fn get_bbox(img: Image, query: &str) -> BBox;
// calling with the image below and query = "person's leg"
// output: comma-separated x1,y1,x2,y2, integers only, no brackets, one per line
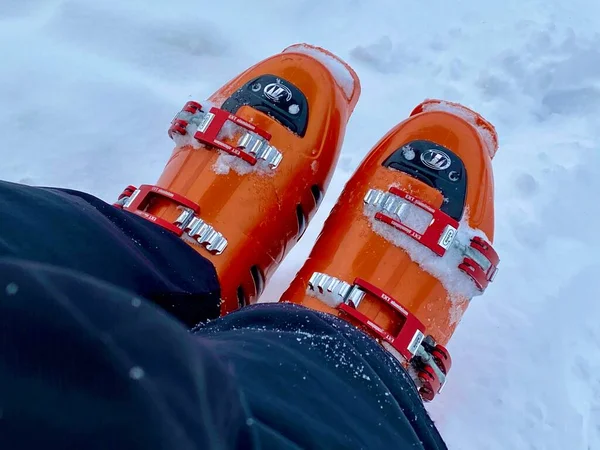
0,257,250,450
194,303,447,450
0,257,445,450
0,180,221,325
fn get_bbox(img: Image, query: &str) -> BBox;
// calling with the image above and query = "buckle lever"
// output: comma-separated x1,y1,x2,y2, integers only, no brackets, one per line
365,187,459,256
114,184,228,255
168,102,283,169
459,236,500,291
306,272,452,402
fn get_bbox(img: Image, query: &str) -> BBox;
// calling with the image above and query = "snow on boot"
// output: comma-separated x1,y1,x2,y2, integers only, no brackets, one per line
279,100,500,402
114,44,360,315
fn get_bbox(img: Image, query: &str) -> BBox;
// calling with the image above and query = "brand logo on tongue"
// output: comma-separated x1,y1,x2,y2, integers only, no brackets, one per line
264,81,293,103
420,149,452,171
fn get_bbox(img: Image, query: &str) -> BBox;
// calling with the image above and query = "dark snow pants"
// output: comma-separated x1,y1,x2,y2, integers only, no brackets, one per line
0,180,447,450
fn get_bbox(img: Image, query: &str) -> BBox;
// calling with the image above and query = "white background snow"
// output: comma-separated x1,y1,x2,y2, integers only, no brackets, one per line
2,0,600,448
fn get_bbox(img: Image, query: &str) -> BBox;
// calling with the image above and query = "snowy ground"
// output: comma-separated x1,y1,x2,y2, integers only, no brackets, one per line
2,0,600,448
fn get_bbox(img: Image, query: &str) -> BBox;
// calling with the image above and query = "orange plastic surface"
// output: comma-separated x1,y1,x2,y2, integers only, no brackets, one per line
280,102,497,346
141,44,360,314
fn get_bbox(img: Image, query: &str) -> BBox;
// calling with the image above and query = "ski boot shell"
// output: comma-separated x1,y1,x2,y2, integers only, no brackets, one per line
115,44,360,315
279,100,500,401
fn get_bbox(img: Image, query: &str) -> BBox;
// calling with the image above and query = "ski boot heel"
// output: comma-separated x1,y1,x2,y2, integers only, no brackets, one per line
279,100,500,401
115,44,360,315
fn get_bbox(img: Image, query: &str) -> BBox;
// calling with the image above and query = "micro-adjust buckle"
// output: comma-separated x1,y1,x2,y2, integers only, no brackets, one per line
168,101,283,169
364,187,459,256
308,273,428,361
414,338,452,402
365,187,500,293
114,184,228,254
459,236,500,292
307,272,452,401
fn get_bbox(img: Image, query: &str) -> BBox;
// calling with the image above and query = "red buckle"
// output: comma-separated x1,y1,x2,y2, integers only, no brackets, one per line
116,185,137,201
168,101,272,166
338,278,426,361
431,344,452,374
418,344,451,402
375,187,459,256
459,236,500,291
116,184,199,236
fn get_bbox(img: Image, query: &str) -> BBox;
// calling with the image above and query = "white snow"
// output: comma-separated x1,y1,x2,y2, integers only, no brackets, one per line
128,366,145,380
212,151,275,176
2,0,600,448
283,43,357,100
365,203,486,301
5,283,19,296
420,100,499,159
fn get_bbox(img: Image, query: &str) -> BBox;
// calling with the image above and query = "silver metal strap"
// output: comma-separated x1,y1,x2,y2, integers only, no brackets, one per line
175,209,228,254
364,188,411,220
174,107,283,169
237,132,283,169
307,272,366,308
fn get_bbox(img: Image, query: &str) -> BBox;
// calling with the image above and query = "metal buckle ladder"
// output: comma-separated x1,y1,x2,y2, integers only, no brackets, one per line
364,186,499,293
114,184,228,254
307,272,451,401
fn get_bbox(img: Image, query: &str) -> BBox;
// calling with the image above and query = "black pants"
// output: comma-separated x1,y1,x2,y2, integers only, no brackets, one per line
0,181,446,449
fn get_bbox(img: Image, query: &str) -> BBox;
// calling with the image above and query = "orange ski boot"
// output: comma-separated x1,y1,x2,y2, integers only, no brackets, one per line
114,44,361,315
279,99,500,402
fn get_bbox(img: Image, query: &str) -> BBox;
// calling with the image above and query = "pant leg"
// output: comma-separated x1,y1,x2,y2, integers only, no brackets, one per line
0,256,446,450
0,257,252,450
0,180,221,326
194,303,447,450
0,181,447,449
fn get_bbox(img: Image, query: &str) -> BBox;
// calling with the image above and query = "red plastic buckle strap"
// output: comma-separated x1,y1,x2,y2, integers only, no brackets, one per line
168,101,272,166
115,184,199,236
417,343,452,402
459,236,500,291
374,187,459,257
338,278,426,361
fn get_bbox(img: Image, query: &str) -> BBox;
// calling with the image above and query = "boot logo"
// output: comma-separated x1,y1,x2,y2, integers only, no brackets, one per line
420,149,452,171
264,81,293,103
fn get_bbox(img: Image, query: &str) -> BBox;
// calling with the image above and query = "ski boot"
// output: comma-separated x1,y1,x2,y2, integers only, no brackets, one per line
279,100,500,402
114,44,361,315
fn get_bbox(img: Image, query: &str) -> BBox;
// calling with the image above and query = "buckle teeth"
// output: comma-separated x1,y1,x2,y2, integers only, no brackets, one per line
170,102,283,170
307,272,365,308
238,132,283,169
175,210,228,255
346,286,366,308
364,189,409,219
364,189,386,207
175,209,195,229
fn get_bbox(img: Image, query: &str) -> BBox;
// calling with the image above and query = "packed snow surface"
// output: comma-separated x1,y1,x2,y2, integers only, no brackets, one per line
2,0,600,448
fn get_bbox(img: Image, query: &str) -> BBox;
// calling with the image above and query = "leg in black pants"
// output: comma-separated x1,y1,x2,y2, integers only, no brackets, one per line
0,181,446,450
